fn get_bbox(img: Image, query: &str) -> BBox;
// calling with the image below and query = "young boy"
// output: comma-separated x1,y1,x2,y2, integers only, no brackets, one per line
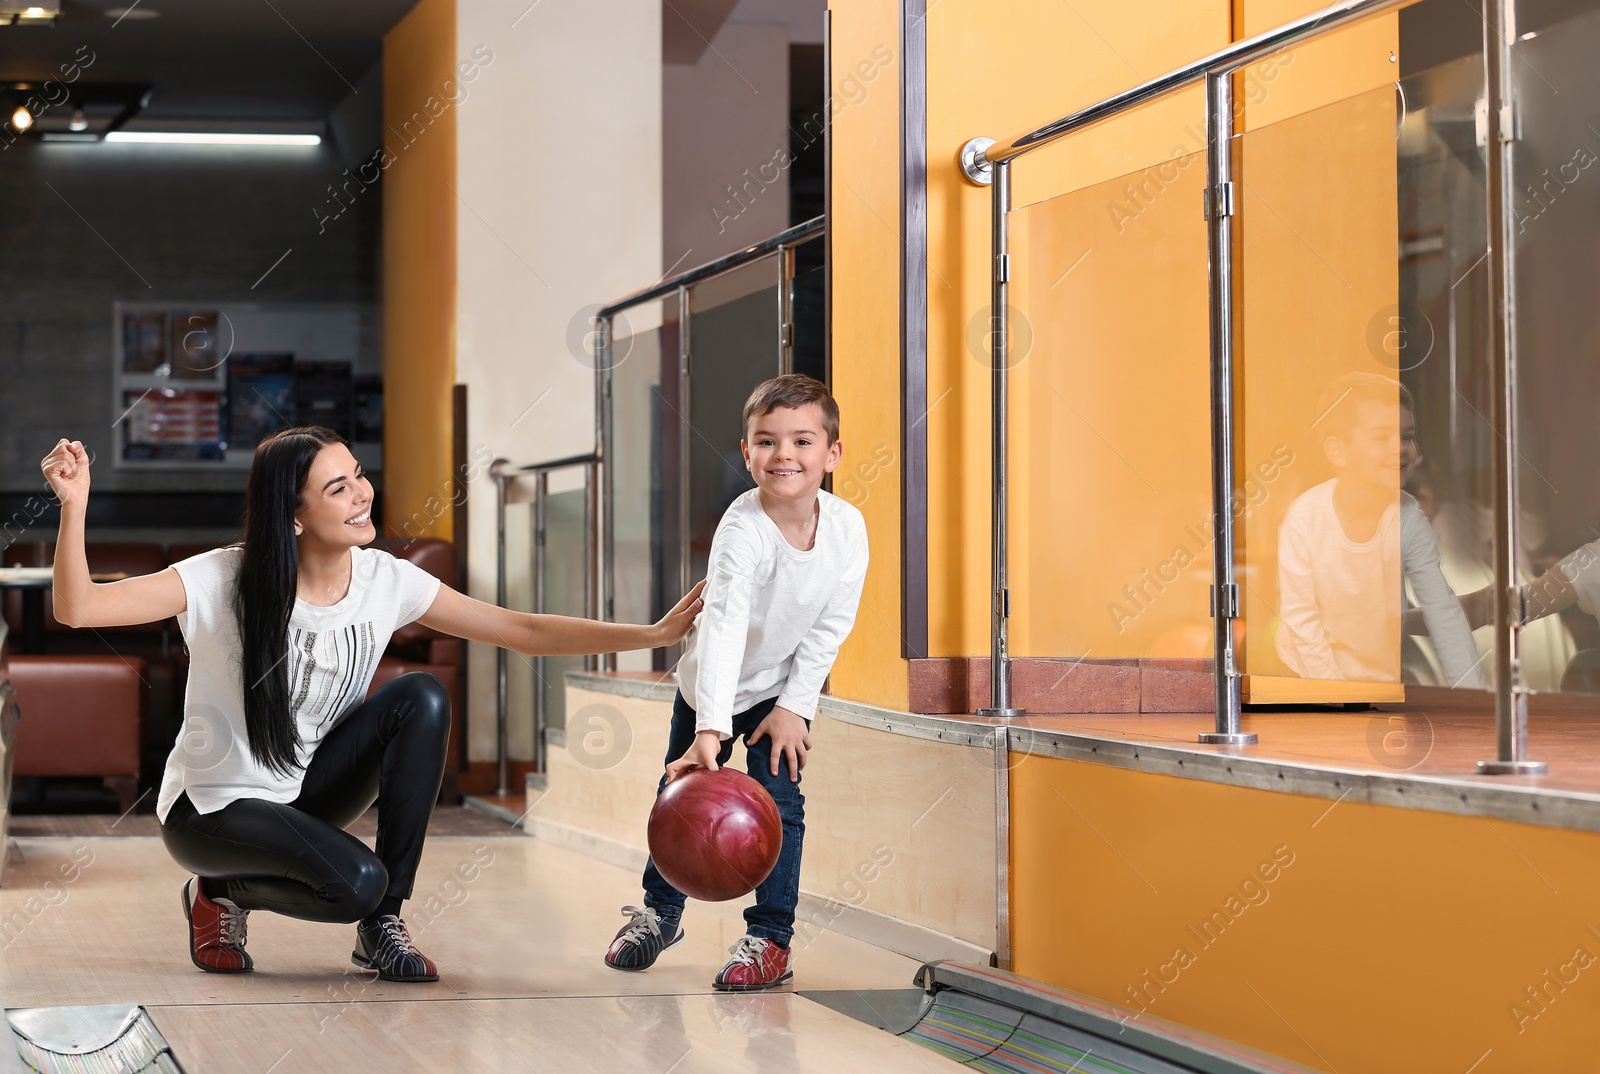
1276,372,1483,688
603,374,869,991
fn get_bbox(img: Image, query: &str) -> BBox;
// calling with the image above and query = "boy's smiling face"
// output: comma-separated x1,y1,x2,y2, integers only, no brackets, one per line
742,402,842,505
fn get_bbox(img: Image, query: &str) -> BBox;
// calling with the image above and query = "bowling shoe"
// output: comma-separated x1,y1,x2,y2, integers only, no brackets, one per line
713,935,793,992
605,905,685,970
182,877,253,973
353,916,440,982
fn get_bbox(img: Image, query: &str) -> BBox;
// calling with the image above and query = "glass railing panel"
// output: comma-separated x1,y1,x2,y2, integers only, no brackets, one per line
791,236,826,383
1007,148,1213,664
685,256,784,587
607,294,680,670
1233,66,1495,699
534,483,590,740
1509,1,1600,696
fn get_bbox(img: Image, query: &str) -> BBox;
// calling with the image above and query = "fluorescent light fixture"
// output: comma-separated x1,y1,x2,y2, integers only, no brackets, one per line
104,131,321,146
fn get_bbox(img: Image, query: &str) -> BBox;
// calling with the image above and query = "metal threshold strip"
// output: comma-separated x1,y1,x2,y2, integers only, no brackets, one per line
897,962,1318,1074
5,1004,183,1073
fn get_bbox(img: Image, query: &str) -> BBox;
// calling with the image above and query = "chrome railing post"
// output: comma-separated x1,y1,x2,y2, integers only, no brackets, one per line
490,458,512,796
583,461,599,673
598,312,616,672
532,470,549,775
1478,0,1545,775
778,242,795,375
1199,70,1254,747
978,158,1023,721
678,284,693,602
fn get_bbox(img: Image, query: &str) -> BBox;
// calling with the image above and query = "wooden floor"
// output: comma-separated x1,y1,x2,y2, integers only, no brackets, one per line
0,835,959,1073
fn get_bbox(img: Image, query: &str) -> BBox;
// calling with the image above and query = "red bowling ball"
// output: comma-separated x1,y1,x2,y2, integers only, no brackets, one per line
647,767,783,902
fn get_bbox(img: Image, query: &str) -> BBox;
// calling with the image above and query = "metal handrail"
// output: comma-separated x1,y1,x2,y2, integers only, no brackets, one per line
598,217,824,318
959,0,1544,767
489,453,602,797
968,0,1400,175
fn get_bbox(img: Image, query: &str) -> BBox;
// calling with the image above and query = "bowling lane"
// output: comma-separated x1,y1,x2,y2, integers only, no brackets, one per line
0,837,923,1008
149,992,968,1073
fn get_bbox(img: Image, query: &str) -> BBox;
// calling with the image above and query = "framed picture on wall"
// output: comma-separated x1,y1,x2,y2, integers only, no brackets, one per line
113,301,376,469
169,310,223,379
227,353,295,453
120,388,226,462
121,309,168,374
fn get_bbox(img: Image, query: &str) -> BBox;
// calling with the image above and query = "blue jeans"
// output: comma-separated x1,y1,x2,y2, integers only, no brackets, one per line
641,690,805,947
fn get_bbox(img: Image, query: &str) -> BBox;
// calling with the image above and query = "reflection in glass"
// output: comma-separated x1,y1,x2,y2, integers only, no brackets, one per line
1503,4,1600,694
1234,70,1496,693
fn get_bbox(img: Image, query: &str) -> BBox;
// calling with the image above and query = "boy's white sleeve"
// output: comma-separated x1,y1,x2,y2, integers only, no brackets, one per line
693,524,761,740
1401,499,1485,689
775,520,869,720
1273,505,1343,680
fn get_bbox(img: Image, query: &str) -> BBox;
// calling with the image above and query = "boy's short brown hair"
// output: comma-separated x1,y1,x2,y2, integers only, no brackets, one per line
742,374,840,444
1312,371,1414,441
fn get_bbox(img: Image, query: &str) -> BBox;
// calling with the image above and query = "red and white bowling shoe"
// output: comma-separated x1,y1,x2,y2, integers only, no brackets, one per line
713,935,793,992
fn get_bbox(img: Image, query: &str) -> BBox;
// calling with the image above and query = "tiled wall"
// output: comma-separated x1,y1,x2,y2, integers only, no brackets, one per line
0,140,379,497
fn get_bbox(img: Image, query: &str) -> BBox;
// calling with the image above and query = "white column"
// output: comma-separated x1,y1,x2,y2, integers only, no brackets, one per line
454,0,663,765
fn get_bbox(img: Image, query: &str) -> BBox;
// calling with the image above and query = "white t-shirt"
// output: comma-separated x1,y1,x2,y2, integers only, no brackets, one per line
157,545,443,822
1276,480,1483,688
675,489,869,738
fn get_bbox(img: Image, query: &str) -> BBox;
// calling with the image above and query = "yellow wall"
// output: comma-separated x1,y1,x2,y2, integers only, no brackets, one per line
382,0,457,541
1011,755,1600,1072
827,1,910,710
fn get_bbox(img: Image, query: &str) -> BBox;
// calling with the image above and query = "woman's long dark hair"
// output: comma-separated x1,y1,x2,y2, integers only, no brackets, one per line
235,426,346,776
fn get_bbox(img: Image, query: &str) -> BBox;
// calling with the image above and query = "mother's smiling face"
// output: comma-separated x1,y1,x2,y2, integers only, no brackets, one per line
294,442,376,548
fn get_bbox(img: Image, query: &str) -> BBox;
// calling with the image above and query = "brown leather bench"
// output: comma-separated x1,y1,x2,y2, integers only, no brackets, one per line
367,538,467,802
7,655,144,813
3,542,171,805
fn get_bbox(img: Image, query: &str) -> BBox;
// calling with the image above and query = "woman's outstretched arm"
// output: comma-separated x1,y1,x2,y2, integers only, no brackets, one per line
416,578,704,657
41,439,186,629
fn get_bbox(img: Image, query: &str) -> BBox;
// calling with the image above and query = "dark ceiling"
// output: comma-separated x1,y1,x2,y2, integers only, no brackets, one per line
0,0,419,120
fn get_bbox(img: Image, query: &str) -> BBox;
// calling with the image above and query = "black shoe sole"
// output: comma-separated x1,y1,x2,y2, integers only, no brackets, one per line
350,950,440,983
603,929,684,972
181,882,252,974
712,969,794,992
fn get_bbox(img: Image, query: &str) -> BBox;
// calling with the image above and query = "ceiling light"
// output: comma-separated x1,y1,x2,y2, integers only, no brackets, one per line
104,131,321,146
103,6,159,18
10,105,31,131
2,0,59,22
69,106,85,131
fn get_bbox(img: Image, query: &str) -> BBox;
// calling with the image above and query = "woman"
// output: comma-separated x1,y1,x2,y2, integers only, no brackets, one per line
39,428,702,983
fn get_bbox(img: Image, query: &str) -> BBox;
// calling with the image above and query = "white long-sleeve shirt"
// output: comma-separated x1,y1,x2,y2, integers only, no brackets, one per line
675,488,869,738
1275,480,1483,688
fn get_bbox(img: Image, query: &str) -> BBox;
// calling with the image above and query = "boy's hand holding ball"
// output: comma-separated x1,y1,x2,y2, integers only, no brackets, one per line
666,731,723,783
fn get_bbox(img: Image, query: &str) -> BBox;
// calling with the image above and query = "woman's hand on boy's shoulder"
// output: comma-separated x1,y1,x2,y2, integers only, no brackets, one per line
652,579,706,647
